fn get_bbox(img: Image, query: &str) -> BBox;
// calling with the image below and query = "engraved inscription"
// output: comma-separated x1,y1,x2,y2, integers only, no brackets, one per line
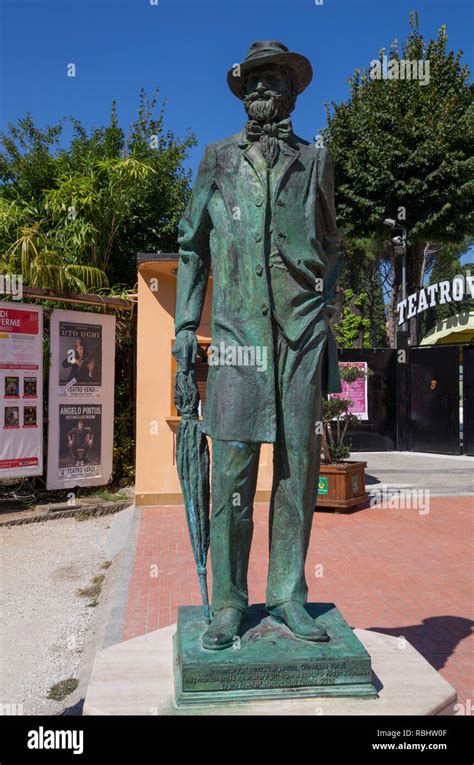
183,660,370,691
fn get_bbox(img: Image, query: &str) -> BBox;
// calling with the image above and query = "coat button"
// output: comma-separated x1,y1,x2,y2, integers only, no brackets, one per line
261,304,269,315
254,233,262,242
256,264,263,276
255,196,264,207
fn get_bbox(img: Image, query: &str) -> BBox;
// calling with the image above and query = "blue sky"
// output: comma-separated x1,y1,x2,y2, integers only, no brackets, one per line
0,0,472,260
1,0,472,171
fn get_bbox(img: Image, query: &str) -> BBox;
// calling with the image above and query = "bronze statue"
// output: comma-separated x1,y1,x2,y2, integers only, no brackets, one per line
173,41,343,650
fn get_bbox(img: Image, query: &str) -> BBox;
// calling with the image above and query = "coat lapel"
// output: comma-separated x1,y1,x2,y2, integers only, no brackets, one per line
273,142,300,202
240,137,266,191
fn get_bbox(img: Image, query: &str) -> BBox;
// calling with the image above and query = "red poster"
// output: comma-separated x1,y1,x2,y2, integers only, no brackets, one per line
0,308,38,334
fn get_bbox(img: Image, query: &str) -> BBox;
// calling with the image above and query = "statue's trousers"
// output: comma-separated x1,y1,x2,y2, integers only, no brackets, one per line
210,306,326,613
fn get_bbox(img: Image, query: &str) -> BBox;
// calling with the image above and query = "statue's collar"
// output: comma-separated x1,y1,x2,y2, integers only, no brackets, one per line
238,132,299,156
238,119,298,153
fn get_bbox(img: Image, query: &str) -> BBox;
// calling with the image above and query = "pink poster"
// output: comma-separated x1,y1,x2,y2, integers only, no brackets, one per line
329,361,369,420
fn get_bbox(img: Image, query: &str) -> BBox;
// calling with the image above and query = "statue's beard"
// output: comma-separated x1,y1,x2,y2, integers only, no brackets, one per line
244,91,288,124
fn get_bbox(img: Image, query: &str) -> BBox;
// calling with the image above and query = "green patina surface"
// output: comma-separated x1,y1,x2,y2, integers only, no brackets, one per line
174,604,378,705
172,41,373,676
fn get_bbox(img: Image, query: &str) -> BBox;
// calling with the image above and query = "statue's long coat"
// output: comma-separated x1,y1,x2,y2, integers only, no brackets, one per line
175,130,343,443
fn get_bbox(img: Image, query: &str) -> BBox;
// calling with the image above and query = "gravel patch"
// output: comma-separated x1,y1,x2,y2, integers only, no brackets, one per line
0,515,112,715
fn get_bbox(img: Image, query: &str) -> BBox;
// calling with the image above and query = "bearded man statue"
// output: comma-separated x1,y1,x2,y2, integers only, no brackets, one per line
173,41,343,650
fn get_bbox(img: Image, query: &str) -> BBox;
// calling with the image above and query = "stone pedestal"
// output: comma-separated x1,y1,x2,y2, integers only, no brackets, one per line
84,618,457,716
174,604,377,704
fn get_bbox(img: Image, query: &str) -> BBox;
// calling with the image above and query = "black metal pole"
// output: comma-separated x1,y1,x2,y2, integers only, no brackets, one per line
396,329,409,450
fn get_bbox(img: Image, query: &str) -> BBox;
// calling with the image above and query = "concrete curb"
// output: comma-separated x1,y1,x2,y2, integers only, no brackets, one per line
0,501,130,527
102,506,141,649
59,504,140,715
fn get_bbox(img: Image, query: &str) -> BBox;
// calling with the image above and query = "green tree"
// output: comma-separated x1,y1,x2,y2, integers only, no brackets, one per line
338,237,388,346
335,289,372,348
324,12,473,345
0,90,196,289
0,114,63,205
0,116,106,291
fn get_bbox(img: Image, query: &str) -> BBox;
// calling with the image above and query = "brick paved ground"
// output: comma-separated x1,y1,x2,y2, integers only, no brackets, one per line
123,497,473,707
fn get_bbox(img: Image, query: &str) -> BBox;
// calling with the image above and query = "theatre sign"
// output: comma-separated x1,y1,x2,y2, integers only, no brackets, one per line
397,275,474,325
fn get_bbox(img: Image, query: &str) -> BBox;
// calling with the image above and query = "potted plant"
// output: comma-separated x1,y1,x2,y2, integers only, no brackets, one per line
317,364,372,511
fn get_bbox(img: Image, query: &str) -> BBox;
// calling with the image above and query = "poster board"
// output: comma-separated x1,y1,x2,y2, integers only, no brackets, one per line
329,361,369,421
0,302,43,478
47,310,116,489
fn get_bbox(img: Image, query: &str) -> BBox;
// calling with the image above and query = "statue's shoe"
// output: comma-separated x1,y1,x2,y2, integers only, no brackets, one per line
268,601,330,642
202,606,243,650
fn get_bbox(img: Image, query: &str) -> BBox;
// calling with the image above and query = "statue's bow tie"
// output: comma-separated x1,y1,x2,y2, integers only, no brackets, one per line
245,118,294,143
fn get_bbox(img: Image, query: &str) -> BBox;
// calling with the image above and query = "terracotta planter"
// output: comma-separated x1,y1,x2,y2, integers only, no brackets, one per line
316,461,368,511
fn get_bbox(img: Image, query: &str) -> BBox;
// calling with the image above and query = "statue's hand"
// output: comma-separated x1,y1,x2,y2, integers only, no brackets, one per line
172,329,198,374
172,330,201,416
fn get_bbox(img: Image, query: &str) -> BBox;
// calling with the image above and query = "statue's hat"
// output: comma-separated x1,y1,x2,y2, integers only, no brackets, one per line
227,40,313,100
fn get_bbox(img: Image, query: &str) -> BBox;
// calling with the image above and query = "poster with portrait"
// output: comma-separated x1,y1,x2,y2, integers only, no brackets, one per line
58,321,103,396
47,309,115,489
58,404,102,481
0,302,43,478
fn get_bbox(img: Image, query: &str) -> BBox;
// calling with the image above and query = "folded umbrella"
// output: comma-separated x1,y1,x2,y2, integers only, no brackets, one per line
174,368,211,624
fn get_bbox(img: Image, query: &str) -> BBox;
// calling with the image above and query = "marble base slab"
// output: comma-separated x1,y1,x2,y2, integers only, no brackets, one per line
84,622,457,716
